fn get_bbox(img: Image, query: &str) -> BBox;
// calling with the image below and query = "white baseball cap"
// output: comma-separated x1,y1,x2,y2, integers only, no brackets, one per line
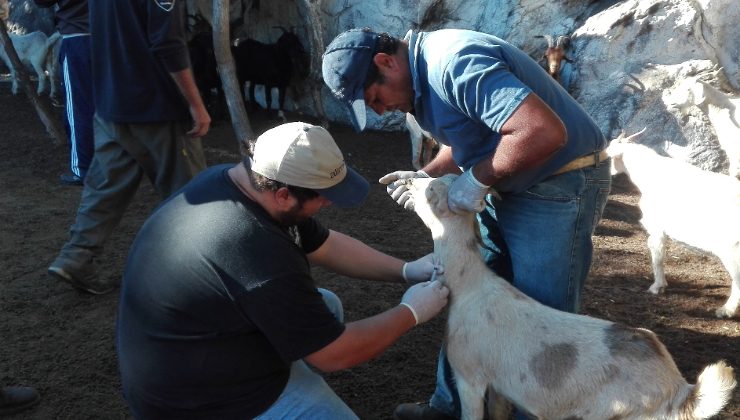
251,122,369,207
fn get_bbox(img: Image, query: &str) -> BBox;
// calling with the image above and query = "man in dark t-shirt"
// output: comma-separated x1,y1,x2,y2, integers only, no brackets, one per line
117,122,450,419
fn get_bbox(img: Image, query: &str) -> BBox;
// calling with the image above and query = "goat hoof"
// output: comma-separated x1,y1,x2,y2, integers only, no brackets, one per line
647,285,664,295
714,307,735,318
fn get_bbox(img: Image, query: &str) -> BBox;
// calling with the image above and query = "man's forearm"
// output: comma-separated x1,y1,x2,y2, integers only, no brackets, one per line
421,145,461,177
309,231,405,283
170,67,210,137
170,68,205,110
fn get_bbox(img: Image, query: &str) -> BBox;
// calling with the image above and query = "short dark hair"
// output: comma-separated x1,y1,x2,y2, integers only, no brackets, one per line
243,158,319,204
363,30,400,89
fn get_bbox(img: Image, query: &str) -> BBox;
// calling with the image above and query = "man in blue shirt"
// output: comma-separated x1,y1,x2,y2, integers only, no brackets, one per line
323,28,611,419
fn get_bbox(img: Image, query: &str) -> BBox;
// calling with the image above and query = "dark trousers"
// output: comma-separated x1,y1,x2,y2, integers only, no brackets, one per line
60,34,95,179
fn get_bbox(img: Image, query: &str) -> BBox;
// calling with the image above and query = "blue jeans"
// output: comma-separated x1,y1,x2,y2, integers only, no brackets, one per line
256,288,359,419
429,160,612,418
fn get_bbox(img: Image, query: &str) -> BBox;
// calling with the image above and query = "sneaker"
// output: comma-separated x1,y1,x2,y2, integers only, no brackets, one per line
48,257,114,295
393,402,456,420
0,386,40,416
59,172,83,186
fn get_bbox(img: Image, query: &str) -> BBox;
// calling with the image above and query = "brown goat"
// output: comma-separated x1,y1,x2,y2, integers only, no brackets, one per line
535,35,572,81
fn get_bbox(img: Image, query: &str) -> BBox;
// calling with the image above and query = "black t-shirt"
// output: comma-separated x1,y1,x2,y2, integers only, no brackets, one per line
117,165,345,418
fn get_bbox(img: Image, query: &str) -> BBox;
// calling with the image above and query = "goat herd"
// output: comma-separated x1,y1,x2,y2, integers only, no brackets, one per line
186,14,309,122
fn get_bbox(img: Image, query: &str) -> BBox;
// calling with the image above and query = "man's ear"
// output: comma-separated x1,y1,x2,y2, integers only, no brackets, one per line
373,53,397,71
274,187,296,209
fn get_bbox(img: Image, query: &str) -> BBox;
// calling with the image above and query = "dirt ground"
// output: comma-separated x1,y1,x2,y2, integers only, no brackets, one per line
0,82,738,420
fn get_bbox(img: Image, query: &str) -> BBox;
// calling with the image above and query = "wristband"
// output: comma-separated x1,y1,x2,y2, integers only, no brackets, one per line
399,302,419,325
467,169,489,188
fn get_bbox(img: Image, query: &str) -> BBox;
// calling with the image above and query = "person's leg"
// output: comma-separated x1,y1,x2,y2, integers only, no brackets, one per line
497,160,611,312
128,121,206,199
317,288,344,322
255,288,355,419
60,35,95,181
255,360,358,419
49,116,144,294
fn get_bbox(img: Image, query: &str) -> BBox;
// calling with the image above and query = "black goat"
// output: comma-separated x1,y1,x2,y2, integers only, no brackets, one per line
187,15,224,119
232,28,309,120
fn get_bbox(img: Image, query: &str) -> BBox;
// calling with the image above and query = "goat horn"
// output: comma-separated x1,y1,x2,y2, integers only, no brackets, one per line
556,36,570,48
535,35,555,47
614,127,647,143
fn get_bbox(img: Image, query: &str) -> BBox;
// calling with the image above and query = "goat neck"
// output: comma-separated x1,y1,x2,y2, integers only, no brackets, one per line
409,176,494,292
432,212,489,291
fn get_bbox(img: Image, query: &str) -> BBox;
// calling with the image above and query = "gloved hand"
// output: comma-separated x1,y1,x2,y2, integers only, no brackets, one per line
448,169,489,214
402,253,444,285
400,280,450,325
378,170,430,210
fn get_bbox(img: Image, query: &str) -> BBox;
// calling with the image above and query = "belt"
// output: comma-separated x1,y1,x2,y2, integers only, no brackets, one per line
553,150,608,175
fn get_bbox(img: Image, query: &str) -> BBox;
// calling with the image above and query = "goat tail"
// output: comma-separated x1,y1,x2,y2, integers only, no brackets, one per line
677,360,736,419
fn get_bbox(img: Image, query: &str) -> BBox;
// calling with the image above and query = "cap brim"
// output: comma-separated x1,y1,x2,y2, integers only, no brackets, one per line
347,97,367,132
314,166,369,208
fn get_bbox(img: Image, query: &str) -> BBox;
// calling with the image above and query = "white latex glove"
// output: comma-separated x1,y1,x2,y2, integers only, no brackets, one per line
448,169,489,214
378,170,430,210
402,253,444,285
400,280,450,325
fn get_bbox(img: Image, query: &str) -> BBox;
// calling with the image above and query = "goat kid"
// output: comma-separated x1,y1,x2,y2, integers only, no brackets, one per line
0,31,60,96
404,175,736,420
606,133,740,319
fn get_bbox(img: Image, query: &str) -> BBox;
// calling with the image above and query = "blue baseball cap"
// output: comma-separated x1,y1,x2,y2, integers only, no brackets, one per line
322,29,380,132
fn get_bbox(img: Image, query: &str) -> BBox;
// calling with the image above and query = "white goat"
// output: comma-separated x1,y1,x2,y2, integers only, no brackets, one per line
606,134,740,319
662,71,740,180
404,175,736,420
0,31,61,96
406,112,439,170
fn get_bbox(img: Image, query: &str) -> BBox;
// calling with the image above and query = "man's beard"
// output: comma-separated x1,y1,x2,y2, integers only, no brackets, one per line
275,201,308,226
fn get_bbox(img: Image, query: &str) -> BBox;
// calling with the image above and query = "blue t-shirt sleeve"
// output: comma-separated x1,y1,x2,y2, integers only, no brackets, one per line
443,49,531,132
